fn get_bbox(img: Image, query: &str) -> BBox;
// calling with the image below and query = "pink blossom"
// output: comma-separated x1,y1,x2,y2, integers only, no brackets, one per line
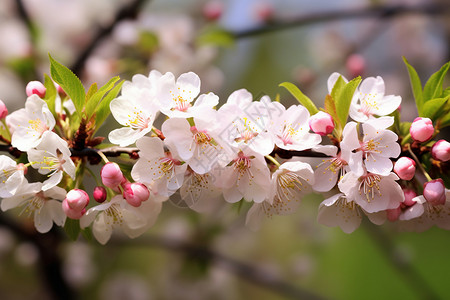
393,157,416,180
431,139,450,162
410,117,434,142
423,179,446,206
25,81,46,98
309,111,334,136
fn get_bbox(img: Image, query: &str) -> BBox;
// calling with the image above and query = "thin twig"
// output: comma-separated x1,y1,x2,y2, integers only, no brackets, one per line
111,235,328,300
233,3,450,39
71,0,149,76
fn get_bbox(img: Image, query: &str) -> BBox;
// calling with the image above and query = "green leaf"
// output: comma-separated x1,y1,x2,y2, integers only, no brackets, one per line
94,80,124,132
335,76,361,126
279,82,319,115
197,26,235,48
138,31,159,53
85,76,120,118
64,218,80,241
399,121,412,137
85,83,98,104
49,54,85,117
421,96,450,120
403,57,424,115
43,74,57,116
423,62,450,102
81,227,93,242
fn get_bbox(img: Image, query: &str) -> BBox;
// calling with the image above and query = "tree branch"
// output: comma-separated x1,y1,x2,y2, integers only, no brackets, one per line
233,3,450,39
112,235,328,300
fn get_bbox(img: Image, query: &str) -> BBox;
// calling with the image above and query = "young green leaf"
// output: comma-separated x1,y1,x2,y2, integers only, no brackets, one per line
197,26,235,48
49,54,85,116
64,218,81,241
403,57,424,115
421,96,449,120
279,82,319,115
94,80,124,132
85,76,120,118
423,61,450,102
85,83,98,104
43,74,57,116
335,76,361,126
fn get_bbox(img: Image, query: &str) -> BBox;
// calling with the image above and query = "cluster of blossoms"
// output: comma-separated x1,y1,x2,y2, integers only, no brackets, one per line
0,58,448,244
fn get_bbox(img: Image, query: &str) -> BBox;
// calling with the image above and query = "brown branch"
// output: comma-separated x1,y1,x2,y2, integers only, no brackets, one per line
233,3,450,39
111,235,328,300
71,0,149,76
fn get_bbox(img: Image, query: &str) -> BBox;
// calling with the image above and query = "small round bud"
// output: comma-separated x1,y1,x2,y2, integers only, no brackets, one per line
394,157,416,180
25,81,46,98
63,189,90,219
62,201,86,219
101,162,124,188
423,179,446,206
65,189,90,211
203,0,223,21
402,188,417,207
431,139,450,162
0,99,8,119
253,2,274,22
387,205,401,222
346,54,365,78
123,183,150,207
309,111,334,136
410,117,434,143
93,186,107,203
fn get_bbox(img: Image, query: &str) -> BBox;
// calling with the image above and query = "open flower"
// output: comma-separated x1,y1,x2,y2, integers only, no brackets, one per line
7,95,55,151
338,171,404,213
131,137,187,197
349,76,401,122
157,71,218,118
109,71,162,146
27,131,75,191
80,195,162,245
317,193,386,233
0,155,26,197
1,182,66,233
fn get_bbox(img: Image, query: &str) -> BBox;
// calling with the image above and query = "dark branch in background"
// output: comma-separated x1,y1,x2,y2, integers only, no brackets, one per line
0,215,75,300
362,221,441,300
70,0,149,76
112,235,328,300
233,3,450,39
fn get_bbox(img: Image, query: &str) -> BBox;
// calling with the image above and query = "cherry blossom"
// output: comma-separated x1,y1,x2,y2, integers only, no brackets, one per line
80,195,162,245
131,136,187,197
27,131,76,191
338,171,404,213
0,182,66,233
108,71,162,146
7,95,55,151
0,155,26,197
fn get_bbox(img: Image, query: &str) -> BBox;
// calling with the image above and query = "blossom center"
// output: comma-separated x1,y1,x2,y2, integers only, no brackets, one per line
20,192,45,217
127,109,151,130
105,203,124,225
276,172,304,202
28,118,48,135
172,95,191,112
233,151,252,174
358,174,382,203
359,93,379,116
278,124,299,145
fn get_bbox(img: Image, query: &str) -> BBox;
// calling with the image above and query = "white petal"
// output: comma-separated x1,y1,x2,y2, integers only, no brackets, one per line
34,206,53,233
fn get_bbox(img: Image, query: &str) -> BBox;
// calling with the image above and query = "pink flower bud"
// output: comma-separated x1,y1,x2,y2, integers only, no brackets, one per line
65,189,90,211
309,111,334,136
123,183,149,207
25,81,46,98
423,179,446,206
203,0,223,21
402,188,417,207
62,200,86,219
393,157,416,180
254,2,274,22
62,189,89,219
93,186,107,203
410,117,434,143
346,54,365,78
0,99,8,119
431,139,450,162
386,205,401,222
101,162,124,188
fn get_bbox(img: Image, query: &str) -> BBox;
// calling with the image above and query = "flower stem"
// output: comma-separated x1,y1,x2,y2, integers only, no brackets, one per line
265,155,280,167
97,151,109,164
407,143,432,182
